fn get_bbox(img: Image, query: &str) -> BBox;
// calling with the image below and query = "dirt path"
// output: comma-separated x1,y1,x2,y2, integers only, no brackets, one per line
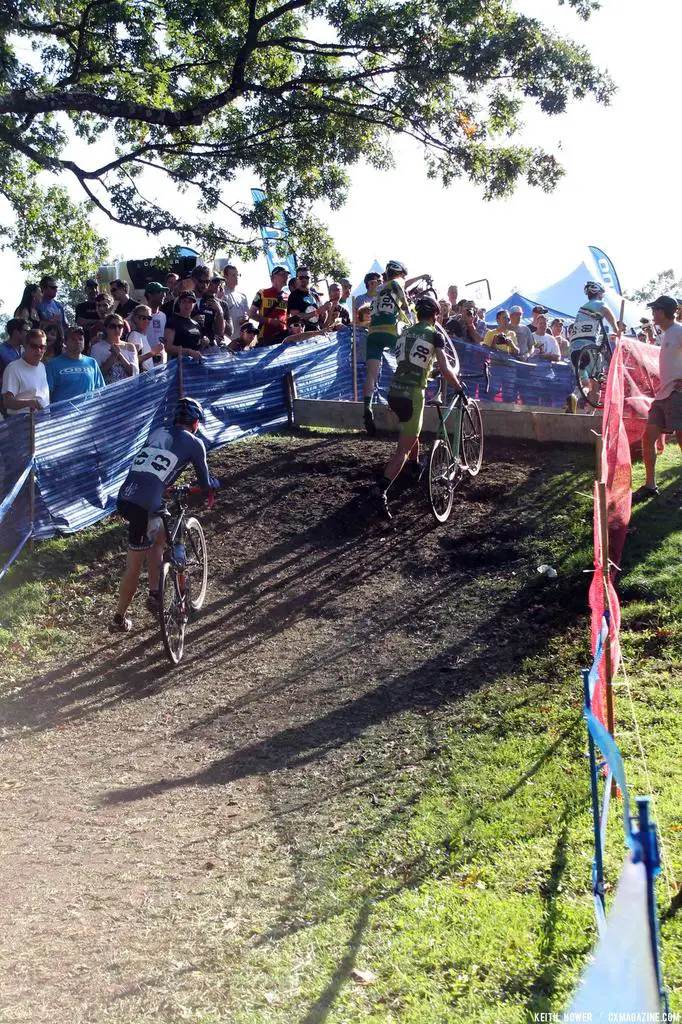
0,433,577,1023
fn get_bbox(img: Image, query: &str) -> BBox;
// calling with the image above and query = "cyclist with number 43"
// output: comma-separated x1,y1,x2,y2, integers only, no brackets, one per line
109,397,219,634
374,295,463,519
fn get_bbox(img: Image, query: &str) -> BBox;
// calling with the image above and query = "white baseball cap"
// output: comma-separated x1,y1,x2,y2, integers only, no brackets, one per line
510,305,524,314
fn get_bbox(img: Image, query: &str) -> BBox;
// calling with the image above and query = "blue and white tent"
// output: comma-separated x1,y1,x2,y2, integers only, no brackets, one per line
487,248,648,328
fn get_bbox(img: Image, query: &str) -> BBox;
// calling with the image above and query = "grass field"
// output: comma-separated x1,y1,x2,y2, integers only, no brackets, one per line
1,434,680,1023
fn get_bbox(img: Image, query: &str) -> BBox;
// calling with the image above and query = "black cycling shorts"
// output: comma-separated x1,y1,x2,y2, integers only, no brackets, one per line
117,498,163,551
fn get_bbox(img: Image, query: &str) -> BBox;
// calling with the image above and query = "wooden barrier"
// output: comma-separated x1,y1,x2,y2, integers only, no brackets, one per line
292,399,602,445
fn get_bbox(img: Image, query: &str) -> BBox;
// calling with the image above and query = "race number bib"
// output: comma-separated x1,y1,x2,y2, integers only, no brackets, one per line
131,446,180,482
408,340,435,366
574,319,598,340
372,292,398,317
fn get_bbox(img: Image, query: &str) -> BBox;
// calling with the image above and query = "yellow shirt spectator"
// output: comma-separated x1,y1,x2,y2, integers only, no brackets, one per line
483,329,519,356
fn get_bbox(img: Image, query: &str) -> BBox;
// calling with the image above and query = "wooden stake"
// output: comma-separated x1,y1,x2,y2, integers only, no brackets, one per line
351,297,358,402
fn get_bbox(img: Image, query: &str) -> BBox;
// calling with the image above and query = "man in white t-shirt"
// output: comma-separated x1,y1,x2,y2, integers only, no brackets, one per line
532,315,561,362
634,295,682,502
2,328,50,415
222,265,249,338
143,282,169,364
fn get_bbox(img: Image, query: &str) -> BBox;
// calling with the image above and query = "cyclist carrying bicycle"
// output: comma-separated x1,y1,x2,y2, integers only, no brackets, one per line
570,282,618,363
374,295,463,519
363,261,430,436
109,396,218,634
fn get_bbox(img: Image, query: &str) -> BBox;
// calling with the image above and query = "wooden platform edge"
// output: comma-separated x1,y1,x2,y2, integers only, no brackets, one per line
292,399,602,445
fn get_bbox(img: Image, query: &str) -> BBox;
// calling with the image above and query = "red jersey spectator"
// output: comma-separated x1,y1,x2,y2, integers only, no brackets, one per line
249,266,289,345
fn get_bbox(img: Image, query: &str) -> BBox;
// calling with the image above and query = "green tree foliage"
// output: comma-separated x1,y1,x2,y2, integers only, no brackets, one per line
0,0,613,274
626,269,682,305
0,177,110,283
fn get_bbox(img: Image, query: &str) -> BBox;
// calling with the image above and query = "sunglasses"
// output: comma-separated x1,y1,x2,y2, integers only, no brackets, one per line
28,342,47,351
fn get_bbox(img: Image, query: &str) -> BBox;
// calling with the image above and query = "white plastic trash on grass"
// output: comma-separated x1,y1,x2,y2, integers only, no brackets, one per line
537,564,558,578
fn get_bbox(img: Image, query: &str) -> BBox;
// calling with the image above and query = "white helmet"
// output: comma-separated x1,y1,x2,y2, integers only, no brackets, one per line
584,281,605,299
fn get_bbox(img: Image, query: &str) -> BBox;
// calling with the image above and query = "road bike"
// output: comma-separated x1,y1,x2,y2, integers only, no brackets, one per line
158,484,211,664
572,321,613,410
426,368,488,524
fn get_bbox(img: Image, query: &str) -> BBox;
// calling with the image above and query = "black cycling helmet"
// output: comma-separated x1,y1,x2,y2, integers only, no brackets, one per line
175,396,205,424
385,259,407,277
584,280,605,299
414,295,440,318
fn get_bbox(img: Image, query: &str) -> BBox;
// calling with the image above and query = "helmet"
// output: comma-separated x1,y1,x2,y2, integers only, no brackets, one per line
414,295,440,318
584,281,605,299
175,396,205,424
385,259,407,277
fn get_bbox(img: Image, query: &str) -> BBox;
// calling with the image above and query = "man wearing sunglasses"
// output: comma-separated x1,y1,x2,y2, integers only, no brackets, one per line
46,326,105,403
287,266,325,330
2,328,50,415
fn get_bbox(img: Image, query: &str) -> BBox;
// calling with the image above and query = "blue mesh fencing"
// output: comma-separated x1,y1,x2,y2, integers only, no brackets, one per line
0,336,355,541
0,414,34,572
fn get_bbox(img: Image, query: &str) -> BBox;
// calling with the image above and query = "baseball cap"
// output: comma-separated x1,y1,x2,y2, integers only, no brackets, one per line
85,277,98,288
647,295,678,317
241,322,258,333
145,280,169,294
271,265,289,276
532,305,548,314
510,305,524,314
178,290,196,301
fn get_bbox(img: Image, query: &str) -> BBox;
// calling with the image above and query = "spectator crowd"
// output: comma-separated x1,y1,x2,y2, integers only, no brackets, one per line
0,264,356,417
2,262,677,418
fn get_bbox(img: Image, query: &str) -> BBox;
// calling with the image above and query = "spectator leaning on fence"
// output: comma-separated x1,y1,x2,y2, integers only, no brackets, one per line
0,318,29,375
91,315,140,383
483,310,519,355
508,306,534,359
46,326,105,403
14,283,42,328
532,315,561,362
2,328,50,415
249,266,289,345
37,276,68,338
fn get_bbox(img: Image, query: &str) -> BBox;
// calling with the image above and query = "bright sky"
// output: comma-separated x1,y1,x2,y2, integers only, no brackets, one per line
2,0,678,309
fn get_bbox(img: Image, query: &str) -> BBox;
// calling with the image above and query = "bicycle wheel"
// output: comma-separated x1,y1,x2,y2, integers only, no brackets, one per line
159,560,185,665
460,400,483,476
428,439,455,524
185,517,208,611
575,344,609,409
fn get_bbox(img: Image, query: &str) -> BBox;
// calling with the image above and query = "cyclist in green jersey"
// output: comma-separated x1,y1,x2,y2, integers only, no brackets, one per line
373,295,463,518
363,260,426,436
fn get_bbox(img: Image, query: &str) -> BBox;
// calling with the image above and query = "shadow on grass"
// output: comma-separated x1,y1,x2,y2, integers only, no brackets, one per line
299,900,373,1024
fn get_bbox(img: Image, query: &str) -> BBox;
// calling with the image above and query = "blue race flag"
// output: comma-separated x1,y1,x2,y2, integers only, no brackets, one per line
251,188,297,279
589,246,623,296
